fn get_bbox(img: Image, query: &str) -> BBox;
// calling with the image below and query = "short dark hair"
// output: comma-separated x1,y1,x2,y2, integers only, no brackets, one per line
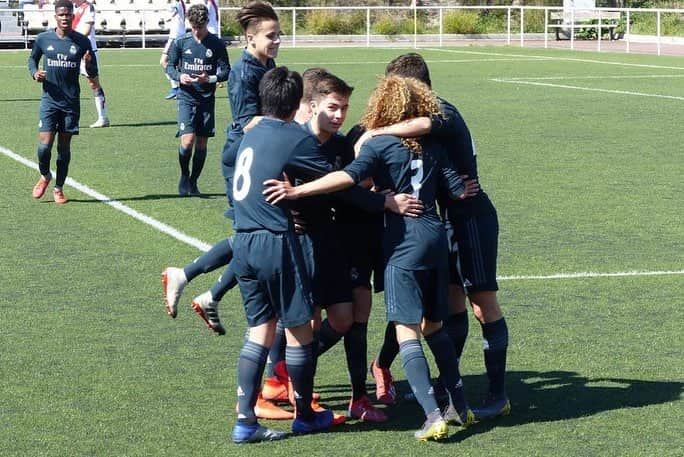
301,67,329,104
259,66,303,120
54,0,74,12
187,4,209,28
311,72,353,102
385,53,432,88
236,0,279,33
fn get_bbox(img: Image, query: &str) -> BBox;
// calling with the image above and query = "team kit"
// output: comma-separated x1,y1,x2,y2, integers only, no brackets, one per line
29,0,510,444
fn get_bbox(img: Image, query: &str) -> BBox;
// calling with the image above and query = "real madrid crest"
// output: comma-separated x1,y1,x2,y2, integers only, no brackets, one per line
69,45,77,54
206,49,213,58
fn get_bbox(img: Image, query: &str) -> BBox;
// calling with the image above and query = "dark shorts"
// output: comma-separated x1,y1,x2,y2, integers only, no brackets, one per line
300,224,352,308
383,264,449,325
445,210,499,294
176,98,215,137
338,220,385,293
232,230,314,328
39,99,80,134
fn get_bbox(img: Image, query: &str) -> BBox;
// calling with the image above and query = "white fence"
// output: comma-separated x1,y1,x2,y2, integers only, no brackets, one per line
3,4,683,55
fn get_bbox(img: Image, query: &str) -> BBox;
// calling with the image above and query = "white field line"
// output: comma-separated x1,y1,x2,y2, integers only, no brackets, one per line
490,78,684,101
424,47,684,71
3,145,681,281
501,74,684,81
0,145,212,253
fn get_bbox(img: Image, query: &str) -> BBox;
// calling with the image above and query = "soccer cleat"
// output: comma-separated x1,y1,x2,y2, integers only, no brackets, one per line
178,175,190,196
191,291,225,335
443,404,475,428
311,400,346,426
188,179,201,196
262,376,289,402
165,88,178,100
255,393,294,420
52,188,68,204
414,410,449,441
292,409,334,434
348,395,388,423
161,267,187,318
472,395,511,420
231,423,287,444
32,175,51,199
89,118,110,128
370,359,397,405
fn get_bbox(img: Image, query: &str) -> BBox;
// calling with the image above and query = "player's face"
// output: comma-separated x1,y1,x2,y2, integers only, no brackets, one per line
247,19,281,63
54,7,74,32
311,92,349,135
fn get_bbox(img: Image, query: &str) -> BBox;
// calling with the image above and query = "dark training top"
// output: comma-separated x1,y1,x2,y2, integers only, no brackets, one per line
28,30,97,108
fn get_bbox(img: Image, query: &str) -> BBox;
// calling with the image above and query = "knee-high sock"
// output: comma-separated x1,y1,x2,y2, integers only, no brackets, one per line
425,328,468,413
377,321,399,368
400,339,439,416
210,263,238,302
190,147,207,182
264,320,286,378
316,318,344,357
184,236,233,281
482,317,509,397
344,322,368,400
178,145,191,177
93,87,107,120
37,143,52,178
236,340,268,426
55,144,70,188
286,343,315,420
445,310,469,360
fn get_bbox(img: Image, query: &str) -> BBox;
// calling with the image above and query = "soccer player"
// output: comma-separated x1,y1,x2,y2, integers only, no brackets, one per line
365,53,511,420
160,0,186,100
165,3,229,197
263,75,479,441
230,66,335,443
293,67,327,124
28,0,97,205
72,0,109,128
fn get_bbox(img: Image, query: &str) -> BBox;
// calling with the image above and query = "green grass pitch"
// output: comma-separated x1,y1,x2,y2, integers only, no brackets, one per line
1,45,682,457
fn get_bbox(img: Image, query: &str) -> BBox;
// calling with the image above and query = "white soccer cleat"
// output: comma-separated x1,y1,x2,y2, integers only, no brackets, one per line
89,118,110,128
191,291,226,335
161,267,188,318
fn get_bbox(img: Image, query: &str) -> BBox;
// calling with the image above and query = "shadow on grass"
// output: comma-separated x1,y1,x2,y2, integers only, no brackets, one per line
311,370,683,439
66,193,226,203
104,121,178,128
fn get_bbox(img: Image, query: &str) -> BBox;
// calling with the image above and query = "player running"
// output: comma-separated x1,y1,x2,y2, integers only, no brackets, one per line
29,0,98,204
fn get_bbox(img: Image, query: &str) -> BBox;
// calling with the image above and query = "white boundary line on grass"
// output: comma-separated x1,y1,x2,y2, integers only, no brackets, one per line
0,145,212,253
3,145,682,282
490,78,684,101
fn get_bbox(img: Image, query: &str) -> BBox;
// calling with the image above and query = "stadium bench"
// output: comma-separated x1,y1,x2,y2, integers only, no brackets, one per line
548,10,622,40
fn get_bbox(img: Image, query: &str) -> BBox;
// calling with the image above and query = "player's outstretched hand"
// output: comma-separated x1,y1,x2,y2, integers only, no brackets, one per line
263,172,295,205
456,175,480,200
384,192,423,217
33,70,47,82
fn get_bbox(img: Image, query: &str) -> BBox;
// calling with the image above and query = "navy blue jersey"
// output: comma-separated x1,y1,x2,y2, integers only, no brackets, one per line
232,118,334,233
344,135,463,270
28,30,97,108
166,31,229,101
224,50,276,167
431,97,495,216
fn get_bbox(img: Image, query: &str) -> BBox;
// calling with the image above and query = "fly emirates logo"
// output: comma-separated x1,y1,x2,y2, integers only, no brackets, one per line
47,53,78,68
183,58,213,73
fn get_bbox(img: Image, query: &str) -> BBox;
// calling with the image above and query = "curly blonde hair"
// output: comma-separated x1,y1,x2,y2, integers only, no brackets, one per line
361,75,441,155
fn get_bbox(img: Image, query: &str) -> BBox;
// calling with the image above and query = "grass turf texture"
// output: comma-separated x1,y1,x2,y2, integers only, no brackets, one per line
1,46,682,456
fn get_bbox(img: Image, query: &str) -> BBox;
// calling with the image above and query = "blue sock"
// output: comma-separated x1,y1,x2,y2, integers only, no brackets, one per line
286,343,315,420
183,236,233,281
36,143,52,177
425,328,468,412
344,322,368,400
210,263,238,301
55,144,70,188
482,318,509,397
316,319,344,357
445,311,469,360
190,147,207,182
236,340,268,426
178,145,192,177
400,339,439,416
264,320,285,378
